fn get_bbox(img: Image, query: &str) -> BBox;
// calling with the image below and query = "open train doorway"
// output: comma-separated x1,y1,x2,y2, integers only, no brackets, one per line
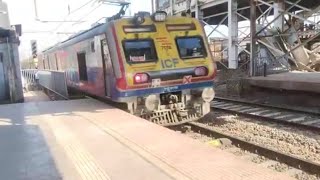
77,52,88,81
101,39,112,97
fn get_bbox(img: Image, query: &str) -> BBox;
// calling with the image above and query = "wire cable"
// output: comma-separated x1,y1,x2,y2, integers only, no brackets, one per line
72,3,102,26
51,0,98,33
68,0,97,15
41,0,98,47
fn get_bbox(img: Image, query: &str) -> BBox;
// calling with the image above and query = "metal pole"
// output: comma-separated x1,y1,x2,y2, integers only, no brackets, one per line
250,0,257,76
34,0,39,20
275,31,320,61
170,0,174,15
203,2,266,21
154,0,158,11
207,15,228,37
263,63,267,77
151,0,155,13
255,0,302,35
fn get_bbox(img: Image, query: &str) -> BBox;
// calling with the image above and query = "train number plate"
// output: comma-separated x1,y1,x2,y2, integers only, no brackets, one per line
152,79,161,87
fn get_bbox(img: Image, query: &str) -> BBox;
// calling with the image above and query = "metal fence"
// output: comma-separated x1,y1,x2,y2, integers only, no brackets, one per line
254,57,290,76
21,69,38,85
37,71,69,99
21,69,69,99
254,47,290,76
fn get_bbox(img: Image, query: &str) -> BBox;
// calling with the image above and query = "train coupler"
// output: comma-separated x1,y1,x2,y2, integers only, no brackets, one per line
141,108,199,127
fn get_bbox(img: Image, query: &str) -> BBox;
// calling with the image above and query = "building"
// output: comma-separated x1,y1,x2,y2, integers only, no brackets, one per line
0,0,23,103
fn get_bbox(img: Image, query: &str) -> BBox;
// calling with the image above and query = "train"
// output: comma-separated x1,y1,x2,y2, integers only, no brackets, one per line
38,11,216,126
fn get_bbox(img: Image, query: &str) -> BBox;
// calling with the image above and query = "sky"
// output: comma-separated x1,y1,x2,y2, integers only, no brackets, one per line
4,0,241,60
5,0,320,60
5,0,151,59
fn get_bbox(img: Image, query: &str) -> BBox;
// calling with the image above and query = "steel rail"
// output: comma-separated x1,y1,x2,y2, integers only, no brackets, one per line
186,122,320,176
211,97,320,132
214,97,320,116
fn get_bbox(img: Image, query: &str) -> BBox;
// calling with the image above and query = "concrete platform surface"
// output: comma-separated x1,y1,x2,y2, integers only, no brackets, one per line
247,72,320,93
24,91,50,102
0,99,293,180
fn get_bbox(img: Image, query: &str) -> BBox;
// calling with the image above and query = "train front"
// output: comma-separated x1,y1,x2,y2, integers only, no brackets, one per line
109,11,216,126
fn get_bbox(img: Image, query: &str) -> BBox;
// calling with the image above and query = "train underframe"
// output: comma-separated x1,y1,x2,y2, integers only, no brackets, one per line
126,87,215,126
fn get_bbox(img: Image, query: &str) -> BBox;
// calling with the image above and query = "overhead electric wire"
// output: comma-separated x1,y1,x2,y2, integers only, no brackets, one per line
42,0,98,47
51,0,97,32
41,0,125,50
68,0,97,15
72,3,103,26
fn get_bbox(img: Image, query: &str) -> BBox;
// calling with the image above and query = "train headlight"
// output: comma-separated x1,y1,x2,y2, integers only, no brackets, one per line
133,15,145,25
194,66,208,76
134,73,149,84
152,11,167,22
202,88,215,102
145,95,159,111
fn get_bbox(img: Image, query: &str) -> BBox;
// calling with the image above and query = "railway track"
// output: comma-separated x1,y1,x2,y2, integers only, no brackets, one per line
183,122,320,176
211,97,320,131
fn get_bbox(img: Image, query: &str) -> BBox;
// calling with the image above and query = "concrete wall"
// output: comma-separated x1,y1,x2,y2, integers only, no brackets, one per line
0,53,8,100
0,37,24,103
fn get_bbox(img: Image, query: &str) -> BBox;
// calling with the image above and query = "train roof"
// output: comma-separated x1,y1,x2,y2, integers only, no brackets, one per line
42,22,110,54
41,13,196,54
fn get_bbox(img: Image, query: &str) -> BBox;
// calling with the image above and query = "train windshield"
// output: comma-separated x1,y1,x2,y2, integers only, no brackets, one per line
123,40,157,63
176,37,206,59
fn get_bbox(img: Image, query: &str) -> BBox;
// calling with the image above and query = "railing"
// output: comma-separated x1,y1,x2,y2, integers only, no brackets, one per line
21,69,69,99
37,70,69,99
21,69,38,85
254,56,290,76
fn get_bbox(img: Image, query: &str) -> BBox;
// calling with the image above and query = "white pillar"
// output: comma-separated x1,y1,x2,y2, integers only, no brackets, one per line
0,0,10,29
194,0,204,20
228,0,238,69
170,0,174,15
151,0,155,13
250,0,257,76
273,0,285,31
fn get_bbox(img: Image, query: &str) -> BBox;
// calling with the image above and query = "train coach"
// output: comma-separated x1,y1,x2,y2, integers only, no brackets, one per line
38,11,216,126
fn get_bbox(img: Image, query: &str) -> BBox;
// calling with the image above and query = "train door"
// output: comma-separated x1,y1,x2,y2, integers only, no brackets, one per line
101,39,112,97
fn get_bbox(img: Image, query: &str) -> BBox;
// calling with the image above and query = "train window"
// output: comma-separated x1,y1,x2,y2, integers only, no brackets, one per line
123,40,157,63
77,52,88,81
176,37,207,59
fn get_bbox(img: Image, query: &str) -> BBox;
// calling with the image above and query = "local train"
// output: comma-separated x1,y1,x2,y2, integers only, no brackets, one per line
38,11,216,126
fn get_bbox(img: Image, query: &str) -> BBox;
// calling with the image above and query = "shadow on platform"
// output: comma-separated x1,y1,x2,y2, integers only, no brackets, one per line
0,125,62,180
0,99,118,180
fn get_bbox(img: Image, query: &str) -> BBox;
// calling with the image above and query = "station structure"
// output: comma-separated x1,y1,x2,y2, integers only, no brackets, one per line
154,0,320,93
0,1,319,179
0,0,23,103
0,92,294,179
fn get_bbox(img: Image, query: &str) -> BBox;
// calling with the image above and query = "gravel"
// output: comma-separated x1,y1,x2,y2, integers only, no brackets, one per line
251,156,267,164
200,111,320,164
295,173,319,180
268,163,290,172
180,122,320,180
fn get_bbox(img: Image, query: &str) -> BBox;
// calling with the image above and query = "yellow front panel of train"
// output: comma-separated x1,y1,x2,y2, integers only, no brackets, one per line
114,16,215,87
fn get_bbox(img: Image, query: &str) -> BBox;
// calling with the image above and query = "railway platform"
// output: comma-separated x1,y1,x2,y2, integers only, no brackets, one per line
0,97,293,179
246,72,320,94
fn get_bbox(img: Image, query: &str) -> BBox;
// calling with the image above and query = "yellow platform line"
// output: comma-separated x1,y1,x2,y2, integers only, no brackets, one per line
79,114,193,180
46,117,111,180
